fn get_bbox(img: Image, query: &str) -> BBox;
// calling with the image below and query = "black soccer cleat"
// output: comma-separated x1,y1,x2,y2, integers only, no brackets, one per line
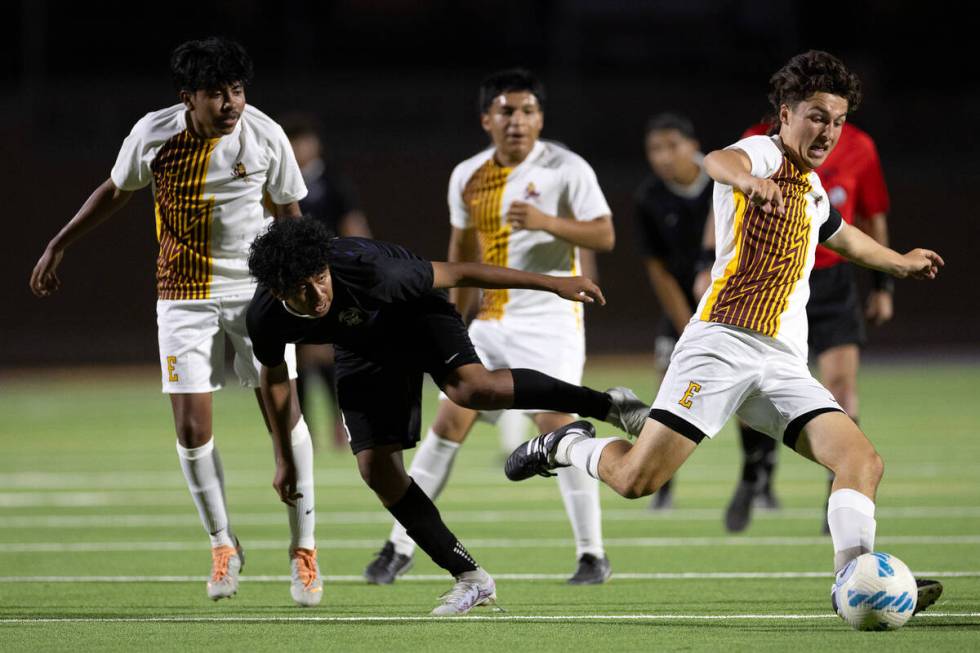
724,480,755,533
504,420,595,481
568,554,612,585
913,578,943,615
363,541,414,585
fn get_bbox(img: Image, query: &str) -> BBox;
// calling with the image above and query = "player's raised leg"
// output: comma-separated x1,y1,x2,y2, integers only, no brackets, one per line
441,363,649,437
506,415,697,501
365,400,477,584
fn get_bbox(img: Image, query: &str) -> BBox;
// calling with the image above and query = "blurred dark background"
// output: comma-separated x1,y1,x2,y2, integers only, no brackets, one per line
2,0,976,366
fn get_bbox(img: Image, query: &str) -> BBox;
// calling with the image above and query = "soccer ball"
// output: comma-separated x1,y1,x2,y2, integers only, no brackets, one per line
832,552,917,631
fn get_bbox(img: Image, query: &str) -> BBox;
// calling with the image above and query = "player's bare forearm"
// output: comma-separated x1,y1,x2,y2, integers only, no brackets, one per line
30,178,134,297
705,149,785,215
431,261,605,305
704,149,753,189
259,364,295,462
645,258,693,334
823,223,944,280
855,211,889,247
507,200,615,251
447,226,481,317
542,215,615,251
260,363,303,505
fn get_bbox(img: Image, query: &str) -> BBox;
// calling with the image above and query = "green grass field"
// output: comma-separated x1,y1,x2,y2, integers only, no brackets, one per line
1,360,978,651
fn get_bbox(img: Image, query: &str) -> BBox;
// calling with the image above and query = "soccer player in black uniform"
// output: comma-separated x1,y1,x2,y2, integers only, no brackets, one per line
633,113,713,510
245,217,647,615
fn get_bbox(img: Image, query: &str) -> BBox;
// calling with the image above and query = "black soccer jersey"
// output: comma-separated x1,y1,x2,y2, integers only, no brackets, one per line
633,170,712,308
247,237,444,368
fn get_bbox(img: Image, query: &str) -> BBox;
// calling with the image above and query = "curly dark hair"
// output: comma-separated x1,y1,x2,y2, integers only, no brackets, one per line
248,217,333,296
170,37,254,93
478,68,546,114
767,50,862,128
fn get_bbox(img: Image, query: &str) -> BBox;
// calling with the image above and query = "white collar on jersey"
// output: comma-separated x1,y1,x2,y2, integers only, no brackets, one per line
281,300,319,320
664,153,711,199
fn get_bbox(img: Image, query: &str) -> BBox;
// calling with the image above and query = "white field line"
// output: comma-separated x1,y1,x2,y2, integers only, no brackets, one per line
1,570,979,583
2,535,980,553
3,506,980,528
0,461,969,490
0,613,977,624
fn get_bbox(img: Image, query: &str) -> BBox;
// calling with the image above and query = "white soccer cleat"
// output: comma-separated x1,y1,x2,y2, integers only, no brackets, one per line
290,547,324,607
604,387,649,437
430,569,497,616
207,537,244,601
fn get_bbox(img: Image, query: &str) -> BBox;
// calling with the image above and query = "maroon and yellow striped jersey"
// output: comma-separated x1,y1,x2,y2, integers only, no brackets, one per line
111,104,307,300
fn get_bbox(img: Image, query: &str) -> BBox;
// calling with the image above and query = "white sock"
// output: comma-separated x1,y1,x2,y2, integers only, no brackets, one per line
827,488,877,572
287,417,316,551
557,435,621,481
557,466,604,558
390,430,461,556
498,410,529,454
177,438,233,548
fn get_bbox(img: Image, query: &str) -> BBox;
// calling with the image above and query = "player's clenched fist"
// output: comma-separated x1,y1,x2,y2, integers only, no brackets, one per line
30,247,64,297
739,177,785,216
506,200,551,231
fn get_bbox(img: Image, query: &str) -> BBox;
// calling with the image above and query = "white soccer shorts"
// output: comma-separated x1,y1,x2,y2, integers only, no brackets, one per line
156,295,296,393
650,320,842,442
440,315,585,423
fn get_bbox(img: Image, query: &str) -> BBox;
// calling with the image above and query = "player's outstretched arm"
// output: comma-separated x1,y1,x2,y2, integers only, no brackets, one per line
704,149,785,216
431,261,606,305
259,362,302,506
823,222,944,280
30,178,134,297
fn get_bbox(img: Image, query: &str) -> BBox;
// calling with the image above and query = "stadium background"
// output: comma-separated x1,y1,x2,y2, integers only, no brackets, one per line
1,0,975,366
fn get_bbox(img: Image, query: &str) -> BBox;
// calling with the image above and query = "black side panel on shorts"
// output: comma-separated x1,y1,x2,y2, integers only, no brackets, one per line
649,409,706,444
782,407,846,450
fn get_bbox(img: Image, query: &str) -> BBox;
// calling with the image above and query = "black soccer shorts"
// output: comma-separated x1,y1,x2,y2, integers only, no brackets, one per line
806,262,867,356
334,297,480,454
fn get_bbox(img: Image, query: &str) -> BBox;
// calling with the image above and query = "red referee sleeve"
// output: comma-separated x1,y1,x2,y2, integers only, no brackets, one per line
855,139,890,218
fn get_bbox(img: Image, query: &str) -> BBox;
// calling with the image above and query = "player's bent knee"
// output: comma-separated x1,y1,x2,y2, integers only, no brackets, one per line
443,380,504,411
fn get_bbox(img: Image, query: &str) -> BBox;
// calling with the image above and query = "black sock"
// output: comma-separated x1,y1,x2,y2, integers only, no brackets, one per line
386,480,478,576
510,368,612,420
739,425,775,487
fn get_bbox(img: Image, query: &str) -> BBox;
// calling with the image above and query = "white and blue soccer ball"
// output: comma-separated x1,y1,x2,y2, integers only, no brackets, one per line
832,552,917,631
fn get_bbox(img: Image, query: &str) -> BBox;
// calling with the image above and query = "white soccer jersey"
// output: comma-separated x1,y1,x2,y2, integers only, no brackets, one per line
695,135,842,359
111,104,307,300
448,140,611,321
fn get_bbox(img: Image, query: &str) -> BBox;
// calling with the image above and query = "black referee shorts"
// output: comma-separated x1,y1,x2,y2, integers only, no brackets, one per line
334,298,481,455
806,262,866,356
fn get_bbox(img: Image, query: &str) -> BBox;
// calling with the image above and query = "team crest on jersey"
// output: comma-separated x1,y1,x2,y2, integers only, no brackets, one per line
338,308,366,327
523,182,541,200
232,162,248,178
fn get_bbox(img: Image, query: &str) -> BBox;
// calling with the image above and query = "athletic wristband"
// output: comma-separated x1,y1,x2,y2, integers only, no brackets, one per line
872,270,894,293
695,248,715,273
